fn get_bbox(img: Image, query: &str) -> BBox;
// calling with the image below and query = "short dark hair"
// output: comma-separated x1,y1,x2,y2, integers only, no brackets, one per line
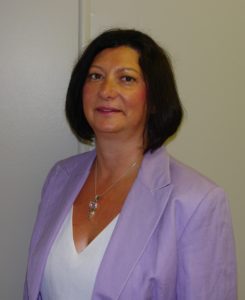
65,28,183,152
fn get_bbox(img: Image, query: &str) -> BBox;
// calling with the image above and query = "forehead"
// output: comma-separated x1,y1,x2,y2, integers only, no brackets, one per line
91,46,141,69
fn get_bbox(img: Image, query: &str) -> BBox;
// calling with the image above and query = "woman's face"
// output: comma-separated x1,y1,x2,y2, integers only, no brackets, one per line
82,46,147,143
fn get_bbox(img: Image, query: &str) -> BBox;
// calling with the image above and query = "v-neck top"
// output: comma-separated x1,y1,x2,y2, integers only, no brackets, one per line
40,208,118,300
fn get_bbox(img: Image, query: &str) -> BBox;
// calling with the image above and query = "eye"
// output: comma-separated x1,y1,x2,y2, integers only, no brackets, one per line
121,75,136,83
87,72,103,81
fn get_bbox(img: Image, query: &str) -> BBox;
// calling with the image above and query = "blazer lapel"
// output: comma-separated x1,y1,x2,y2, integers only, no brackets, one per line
93,147,173,299
27,150,96,299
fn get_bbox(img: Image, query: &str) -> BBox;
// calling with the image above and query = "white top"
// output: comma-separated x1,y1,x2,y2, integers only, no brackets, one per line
40,209,118,300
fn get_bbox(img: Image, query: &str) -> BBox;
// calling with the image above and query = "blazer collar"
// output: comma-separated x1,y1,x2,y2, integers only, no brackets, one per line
92,147,173,299
139,146,171,190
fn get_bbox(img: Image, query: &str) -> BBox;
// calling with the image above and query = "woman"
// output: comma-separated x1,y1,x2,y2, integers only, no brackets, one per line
24,29,237,299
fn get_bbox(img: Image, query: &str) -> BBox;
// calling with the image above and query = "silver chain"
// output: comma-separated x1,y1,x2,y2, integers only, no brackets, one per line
88,159,137,219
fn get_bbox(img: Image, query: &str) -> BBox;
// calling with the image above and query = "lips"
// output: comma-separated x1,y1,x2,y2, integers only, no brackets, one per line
96,106,121,113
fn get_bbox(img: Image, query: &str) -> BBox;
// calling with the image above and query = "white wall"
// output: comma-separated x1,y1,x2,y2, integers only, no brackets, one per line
0,0,244,299
0,0,79,298
89,0,244,298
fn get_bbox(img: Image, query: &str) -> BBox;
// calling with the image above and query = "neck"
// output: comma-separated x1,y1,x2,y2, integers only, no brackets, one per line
94,136,144,180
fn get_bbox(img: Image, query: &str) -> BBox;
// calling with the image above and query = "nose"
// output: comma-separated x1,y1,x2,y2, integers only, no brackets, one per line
99,78,118,100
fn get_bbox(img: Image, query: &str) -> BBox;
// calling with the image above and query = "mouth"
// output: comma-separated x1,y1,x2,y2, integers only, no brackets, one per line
95,106,122,113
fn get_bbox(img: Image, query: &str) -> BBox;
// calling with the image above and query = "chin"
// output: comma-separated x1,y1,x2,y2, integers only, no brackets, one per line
95,128,122,135
93,122,123,134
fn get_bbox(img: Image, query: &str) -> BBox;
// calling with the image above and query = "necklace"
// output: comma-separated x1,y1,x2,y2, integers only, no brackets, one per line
88,159,137,219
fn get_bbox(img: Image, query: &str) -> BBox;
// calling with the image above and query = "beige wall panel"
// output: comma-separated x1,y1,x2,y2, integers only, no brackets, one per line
90,0,245,298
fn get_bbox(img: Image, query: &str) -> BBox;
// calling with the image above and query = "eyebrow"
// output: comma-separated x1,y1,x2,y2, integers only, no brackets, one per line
90,64,141,74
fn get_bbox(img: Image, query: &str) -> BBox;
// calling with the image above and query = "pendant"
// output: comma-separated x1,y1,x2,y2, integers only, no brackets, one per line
88,195,100,219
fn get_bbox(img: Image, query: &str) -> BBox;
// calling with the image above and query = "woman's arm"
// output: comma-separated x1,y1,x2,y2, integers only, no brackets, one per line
177,187,237,300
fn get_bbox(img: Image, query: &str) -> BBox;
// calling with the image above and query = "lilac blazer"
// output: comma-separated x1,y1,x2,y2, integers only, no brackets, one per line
24,147,237,300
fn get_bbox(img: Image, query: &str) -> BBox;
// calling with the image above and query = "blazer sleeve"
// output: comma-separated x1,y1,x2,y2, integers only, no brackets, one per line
23,163,60,300
176,187,237,300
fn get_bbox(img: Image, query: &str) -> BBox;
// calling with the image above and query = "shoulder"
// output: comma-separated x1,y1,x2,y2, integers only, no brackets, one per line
168,154,227,210
167,155,230,239
145,150,233,247
142,147,219,195
50,149,96,176
169,155,219,196
41,149,95,198
143,148,228,223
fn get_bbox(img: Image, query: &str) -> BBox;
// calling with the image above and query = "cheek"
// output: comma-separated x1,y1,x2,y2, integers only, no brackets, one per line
138,88,147,104
82,84,93,102
130,87,147,110
136,83,147,102
82,84,95,113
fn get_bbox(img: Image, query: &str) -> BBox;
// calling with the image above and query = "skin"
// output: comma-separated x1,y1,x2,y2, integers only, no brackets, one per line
72,46,147,252
82,46,147,144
